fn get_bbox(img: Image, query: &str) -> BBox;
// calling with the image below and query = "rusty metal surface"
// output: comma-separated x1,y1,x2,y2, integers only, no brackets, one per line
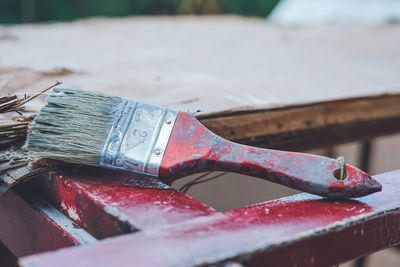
19,169,400,267
161,112,381,198
30,168,216,239
0,186,96,257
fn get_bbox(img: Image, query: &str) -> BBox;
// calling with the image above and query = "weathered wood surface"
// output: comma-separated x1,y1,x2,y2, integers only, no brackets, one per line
200,94,400,150
0,184,96,257
0,149,47,194
30,167,217,239
0,90,42,148
19,169,400,267
1,16,400,152
1,17,400,191
0,83,58,192
1,16,400,147
1,17,400,266
1,16,399,114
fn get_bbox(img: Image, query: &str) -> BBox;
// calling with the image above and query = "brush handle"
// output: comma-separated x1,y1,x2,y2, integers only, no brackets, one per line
160,112,381,198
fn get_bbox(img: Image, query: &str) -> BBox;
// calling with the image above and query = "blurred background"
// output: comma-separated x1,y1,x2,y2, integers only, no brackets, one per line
1,1,400,266
0,0,280,23
2,0,400,24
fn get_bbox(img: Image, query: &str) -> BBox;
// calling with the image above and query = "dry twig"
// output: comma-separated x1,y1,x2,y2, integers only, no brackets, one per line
0,81,61,192
0,81,61,148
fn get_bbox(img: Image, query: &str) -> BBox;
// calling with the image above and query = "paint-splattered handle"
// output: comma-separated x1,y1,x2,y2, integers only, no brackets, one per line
160,112,381,198
214,142,381,198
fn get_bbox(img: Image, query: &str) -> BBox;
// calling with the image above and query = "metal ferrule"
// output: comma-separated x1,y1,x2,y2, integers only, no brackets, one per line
99,99,178,176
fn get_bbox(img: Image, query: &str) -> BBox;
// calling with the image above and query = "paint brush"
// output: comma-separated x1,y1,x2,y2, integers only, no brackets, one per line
24,89,382,199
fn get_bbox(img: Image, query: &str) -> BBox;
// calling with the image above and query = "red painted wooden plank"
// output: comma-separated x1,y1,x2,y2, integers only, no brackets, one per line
31,168,216,239
0,186,96,257
19,169,400,267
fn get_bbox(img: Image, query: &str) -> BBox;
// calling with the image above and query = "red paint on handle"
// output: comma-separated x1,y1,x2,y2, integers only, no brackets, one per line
161,112,381,198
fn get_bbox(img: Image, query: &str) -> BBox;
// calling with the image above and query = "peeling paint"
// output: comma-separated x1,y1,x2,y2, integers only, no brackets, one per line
18,170,400,267
160,112,381,199
67,207,80,222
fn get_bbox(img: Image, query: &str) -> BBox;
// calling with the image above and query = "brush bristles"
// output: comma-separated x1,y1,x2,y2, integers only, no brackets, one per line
25,88,123,166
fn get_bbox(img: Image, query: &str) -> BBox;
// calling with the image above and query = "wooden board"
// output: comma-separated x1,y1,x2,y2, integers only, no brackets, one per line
1,16,400,150
1,16,400,198
200,94,400,150
18,169,400,267
1,16,399,114
2,17,400,266
30,168,217,239
0,185,96,257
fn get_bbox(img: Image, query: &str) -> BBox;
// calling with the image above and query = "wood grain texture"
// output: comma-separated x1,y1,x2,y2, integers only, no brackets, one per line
1,17,400,114
1,17,399,150
1,17,400,190
200,94,400,150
